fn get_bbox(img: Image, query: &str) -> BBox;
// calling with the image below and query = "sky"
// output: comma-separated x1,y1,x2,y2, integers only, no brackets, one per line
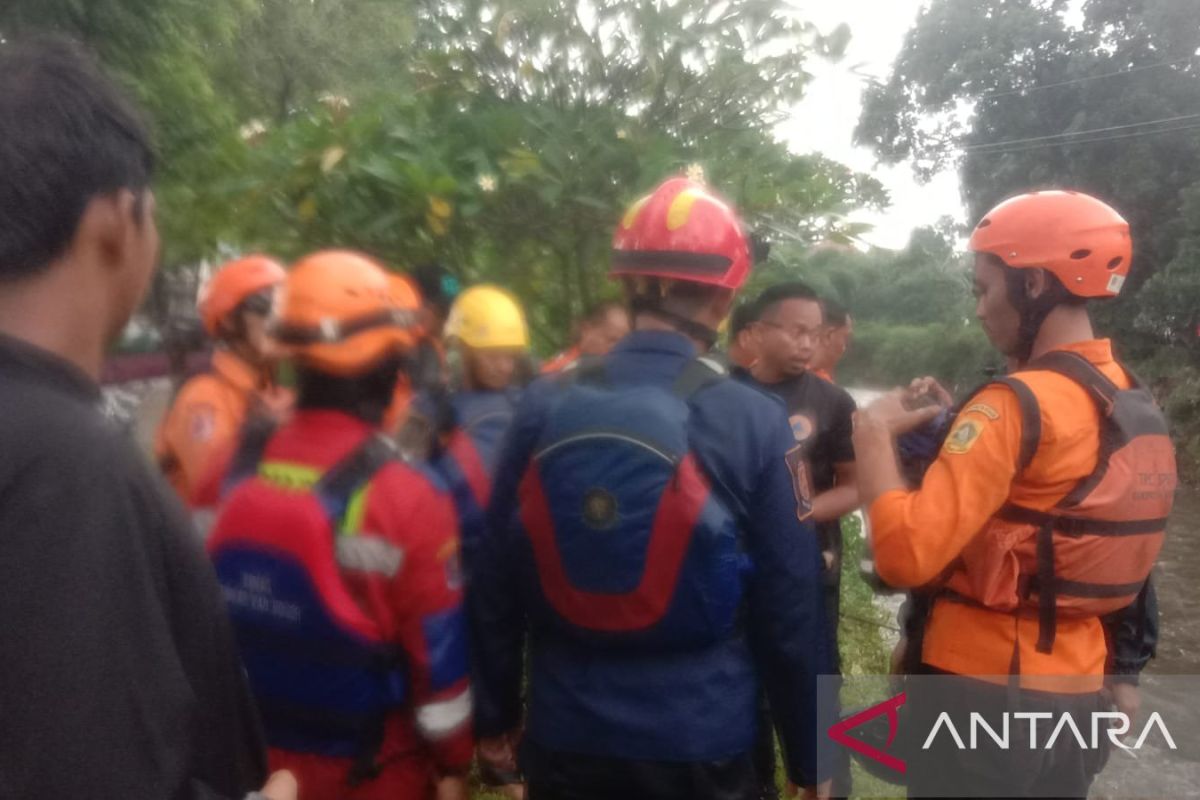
777,0,964,249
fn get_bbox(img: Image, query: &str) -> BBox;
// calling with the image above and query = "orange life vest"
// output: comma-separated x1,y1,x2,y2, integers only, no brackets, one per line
941,350,1175,654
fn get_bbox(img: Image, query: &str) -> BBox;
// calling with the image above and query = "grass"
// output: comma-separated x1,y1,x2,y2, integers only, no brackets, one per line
474,513,901,799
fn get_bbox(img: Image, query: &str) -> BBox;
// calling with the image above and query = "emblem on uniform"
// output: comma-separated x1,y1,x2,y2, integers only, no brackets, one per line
788,413,816,447
188,403,216,442
582,488,619,529
944,419,983,454
784,444,814,521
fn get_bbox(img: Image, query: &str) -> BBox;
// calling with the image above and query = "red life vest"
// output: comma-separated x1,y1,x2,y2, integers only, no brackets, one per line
942,351,1175,653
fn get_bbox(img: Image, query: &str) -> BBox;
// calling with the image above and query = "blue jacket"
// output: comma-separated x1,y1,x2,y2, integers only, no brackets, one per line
471,330,835,784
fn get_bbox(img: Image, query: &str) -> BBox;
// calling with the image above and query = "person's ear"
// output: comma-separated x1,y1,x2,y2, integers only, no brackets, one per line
708,288,736,322
71,190,129,272
1025,268,1049,300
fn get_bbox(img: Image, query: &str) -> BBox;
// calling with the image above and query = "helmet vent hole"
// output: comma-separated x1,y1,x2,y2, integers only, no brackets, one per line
1107,256,1124,270
1070,249,1092,260
976,218,992,229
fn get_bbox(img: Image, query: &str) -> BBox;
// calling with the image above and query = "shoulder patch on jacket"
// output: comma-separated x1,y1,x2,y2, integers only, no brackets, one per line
964,402,1000,421
943,418,984,455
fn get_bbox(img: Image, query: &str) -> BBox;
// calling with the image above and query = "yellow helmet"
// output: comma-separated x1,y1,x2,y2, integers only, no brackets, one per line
444,285,530,350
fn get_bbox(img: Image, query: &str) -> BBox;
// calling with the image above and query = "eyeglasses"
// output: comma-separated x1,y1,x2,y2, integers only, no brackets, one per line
757,320,823,342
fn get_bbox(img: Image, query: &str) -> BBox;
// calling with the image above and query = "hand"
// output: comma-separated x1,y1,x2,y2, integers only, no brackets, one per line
258,770,298,800
861,389,943,436
1110,682,1141,731
436,775,470,800
478,733,519,775
802,779,833,799
255,387,294,422
907,376,954,409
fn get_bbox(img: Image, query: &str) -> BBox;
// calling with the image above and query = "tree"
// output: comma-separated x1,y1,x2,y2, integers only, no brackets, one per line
856,0,1200,331
217,0,885,352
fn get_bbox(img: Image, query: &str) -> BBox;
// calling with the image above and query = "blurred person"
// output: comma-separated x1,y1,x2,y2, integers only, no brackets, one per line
381,271,426,435
540,299,630,373
156,254,289,502
472,178,835,800
811,300,851,383
854,191,1174,798
206,251,473,800
0,37,289,799
726,298,761,370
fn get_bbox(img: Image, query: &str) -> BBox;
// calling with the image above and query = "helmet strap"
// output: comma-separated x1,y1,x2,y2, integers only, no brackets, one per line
629,295,719,350
1005,267,1062,364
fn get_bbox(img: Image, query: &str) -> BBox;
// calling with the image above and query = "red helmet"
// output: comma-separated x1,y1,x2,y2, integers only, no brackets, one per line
610,177,751,290
969,190,1131,299
198,255,286,335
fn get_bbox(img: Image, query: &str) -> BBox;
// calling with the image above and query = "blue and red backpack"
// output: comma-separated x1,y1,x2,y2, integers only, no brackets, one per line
207,426,406,782
518,357,749,648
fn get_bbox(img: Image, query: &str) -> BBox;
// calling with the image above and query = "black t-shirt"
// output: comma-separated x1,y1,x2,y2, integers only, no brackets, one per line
0,334,266,798
735,368,856,565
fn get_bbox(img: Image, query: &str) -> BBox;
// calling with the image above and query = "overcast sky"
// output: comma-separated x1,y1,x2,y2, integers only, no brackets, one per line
777,0,963,249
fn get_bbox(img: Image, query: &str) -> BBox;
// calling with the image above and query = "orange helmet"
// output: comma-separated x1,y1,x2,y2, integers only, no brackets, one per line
969,190,1132,299
272,250,419,377
197,255,286,335
611,177,751,290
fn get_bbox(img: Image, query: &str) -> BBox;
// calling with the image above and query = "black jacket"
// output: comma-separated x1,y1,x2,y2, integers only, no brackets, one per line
0,334,266,798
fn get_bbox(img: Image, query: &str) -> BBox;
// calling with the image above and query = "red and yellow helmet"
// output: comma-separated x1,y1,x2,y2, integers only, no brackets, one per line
197,254,286,336
969,190,1132,299
610,177,751,290
271,250,419,377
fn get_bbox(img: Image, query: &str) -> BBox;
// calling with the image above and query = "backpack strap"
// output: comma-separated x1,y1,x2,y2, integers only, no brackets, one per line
672,355,728,400
313,433,400,533
990,377,1042,474
310,432,402,787
1026,350,1119,417
220,415,278,499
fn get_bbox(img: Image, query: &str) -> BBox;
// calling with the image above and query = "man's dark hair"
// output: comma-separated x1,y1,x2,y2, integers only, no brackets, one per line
822,297,850,329
0,37,155,282
754,281,822,322
295,355,407,425
729,299,760,338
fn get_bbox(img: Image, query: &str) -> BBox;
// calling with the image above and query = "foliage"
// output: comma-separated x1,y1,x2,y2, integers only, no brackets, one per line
855,0,1200,335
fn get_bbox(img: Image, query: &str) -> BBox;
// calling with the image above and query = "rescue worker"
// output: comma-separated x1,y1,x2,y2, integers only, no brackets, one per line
156,254,289,501
0,37,289,800
540,299,630,373
810,300,851,384
206,250,473,800
854,190,1176,798
472,177,836,800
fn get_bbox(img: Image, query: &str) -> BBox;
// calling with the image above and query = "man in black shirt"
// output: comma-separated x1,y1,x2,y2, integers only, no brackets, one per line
735,283,857,797
738,283,858,645
0,38,291,800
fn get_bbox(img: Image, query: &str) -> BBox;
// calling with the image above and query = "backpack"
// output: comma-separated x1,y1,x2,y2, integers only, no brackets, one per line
517,357,749,649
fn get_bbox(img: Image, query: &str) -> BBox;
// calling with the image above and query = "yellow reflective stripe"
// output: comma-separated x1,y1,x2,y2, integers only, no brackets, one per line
258,461,321,491
343,484,370,536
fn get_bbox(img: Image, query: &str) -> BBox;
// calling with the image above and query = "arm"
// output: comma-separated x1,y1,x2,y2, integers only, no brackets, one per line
854,385,1023,588
811,461,858,522
748,413,837,788
389,484,474,775
1105,577,1158,685
472,388,549,739
811,390,860,522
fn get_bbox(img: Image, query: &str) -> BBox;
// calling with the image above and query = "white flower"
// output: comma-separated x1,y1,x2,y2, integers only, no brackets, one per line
239,119,267,142
477,174,497,192
686,162,706,183
319,93,351,112
616,128,628,140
